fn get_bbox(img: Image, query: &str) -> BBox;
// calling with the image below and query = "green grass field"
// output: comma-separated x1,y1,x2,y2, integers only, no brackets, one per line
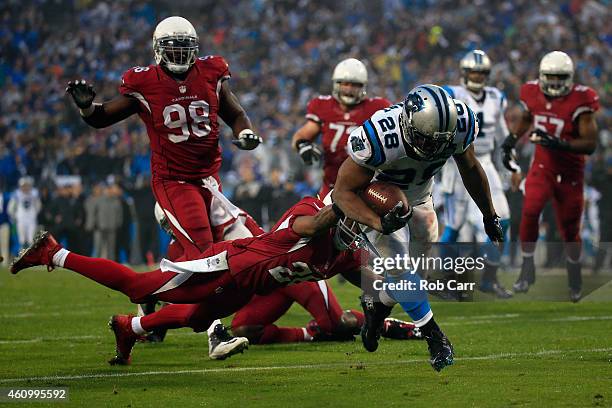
1,267,611,407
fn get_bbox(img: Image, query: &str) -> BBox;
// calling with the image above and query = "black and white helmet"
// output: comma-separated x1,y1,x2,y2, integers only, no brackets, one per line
153,16,199,74
399,85,458,160
460,50,492,93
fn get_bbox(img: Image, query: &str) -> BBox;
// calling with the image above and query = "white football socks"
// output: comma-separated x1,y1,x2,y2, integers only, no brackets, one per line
131,316,147,335
302,327,313,341
52,248,70,268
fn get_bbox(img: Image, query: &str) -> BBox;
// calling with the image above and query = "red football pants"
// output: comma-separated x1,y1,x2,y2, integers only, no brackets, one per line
152,176,228,259
232,281,364,343
519,166,583,261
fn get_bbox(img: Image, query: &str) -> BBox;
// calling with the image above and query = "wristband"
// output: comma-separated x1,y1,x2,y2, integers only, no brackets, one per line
295,139,311,151
79,103,98,118
238,128,255,138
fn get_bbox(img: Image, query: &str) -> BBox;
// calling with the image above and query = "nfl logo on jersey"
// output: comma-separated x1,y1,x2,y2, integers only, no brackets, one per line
179,85,187,94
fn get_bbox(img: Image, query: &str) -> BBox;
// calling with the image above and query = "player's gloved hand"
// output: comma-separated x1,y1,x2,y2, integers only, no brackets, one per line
483,214,504,244
380,202,413,235
232,129,262,150
65,79,96,109
501,133,521,173
529,129,570,150
296,139,322,165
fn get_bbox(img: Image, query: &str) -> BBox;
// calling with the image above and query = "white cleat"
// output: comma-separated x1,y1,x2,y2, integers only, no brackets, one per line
208,324,249,360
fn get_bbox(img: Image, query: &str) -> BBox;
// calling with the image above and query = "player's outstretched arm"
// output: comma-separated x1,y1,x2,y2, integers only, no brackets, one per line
66,80,140,128
454,146,503,243
332,158,381,232
292,121,322,165
291,205,339,237
218,81,261,150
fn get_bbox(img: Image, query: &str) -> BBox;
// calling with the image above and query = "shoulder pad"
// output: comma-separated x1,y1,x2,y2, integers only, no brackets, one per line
453,100,479,154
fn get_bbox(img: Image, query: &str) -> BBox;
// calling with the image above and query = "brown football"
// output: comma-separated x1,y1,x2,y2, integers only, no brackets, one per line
360,181,410,216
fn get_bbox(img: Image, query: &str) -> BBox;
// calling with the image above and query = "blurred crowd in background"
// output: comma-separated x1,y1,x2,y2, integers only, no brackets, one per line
0,0,610,266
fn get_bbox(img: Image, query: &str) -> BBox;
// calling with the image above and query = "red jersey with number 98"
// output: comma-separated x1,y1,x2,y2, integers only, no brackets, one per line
306,95,391,189
119,56,230,181
520,81,599,176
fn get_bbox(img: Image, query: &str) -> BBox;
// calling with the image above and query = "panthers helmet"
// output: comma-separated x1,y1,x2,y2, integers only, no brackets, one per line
332,58,368,105
322,190,365,252
153,16,199,74
460,50,491,93
400,85,458,160
539,51,574,97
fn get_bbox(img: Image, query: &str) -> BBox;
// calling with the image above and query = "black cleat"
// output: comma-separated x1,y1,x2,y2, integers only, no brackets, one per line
137,301,168,343
382,318,423,340
425,328,454,372
208,324,249,360
513,258,535,293
569,288,582,303
512,279,530,293
360,294,392,352
480,280,513,299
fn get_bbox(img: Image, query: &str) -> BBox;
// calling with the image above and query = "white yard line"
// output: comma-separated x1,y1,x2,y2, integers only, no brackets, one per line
0,347,610,384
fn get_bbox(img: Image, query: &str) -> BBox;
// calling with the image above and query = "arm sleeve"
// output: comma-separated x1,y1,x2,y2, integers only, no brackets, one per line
305,98,322,124
454,101,479,154
212,56,231,81
347,126,378,169
518,83,532,114
571,87,600,122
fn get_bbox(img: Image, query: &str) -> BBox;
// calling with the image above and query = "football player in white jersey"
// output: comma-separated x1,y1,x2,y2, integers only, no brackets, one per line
439,50,513,298
8,177,41,250
332,84,503,354
334,84,503,247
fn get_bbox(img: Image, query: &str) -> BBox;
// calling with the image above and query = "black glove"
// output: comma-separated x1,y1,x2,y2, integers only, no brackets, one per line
380,202,412,235
483,215,504,244
501,133,521,173
296,139,322,165
529,129,570,150
66,79,96,109
232,129,262,150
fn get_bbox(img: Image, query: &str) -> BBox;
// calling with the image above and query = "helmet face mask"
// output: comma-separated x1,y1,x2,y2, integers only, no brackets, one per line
406,125,454,159
153,17,199,74
154,36,198,74
400,85,457,160
463,69,490,93
333,218,365,252
539,51,574,97
332,58,368,106
333,81,365,106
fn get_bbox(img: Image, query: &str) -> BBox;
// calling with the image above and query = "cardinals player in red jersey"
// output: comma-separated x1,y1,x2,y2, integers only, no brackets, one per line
65,16,262,358
292,58,391,198
153,202,421,345
66,16,261,259
501,51,600,302
11,194,453,371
